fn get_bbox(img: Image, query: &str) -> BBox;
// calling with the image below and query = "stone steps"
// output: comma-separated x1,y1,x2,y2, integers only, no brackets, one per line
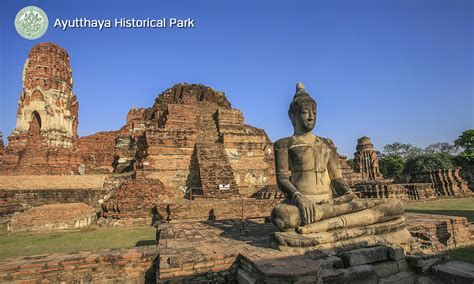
196,142,239,198
193,108,239,198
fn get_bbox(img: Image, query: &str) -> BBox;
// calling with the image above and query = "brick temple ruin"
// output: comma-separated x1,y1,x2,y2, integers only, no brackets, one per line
0,43,276,193
0,42,279,226
339,136,472,200
410,169,471,197
0,43,473,283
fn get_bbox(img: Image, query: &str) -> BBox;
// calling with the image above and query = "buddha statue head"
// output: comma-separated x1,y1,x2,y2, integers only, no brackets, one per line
288,82,317,135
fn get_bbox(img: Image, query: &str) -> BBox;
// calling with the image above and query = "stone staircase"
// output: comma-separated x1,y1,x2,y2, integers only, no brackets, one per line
195,107,239,198
195,107,220,143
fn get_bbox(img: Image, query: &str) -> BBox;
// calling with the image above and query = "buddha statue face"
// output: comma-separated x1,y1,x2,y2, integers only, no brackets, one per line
288,82,317,135
289,99,317,135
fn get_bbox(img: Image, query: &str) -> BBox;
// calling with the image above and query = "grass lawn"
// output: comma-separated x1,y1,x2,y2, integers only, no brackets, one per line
404,198,474,222
0,226,156,260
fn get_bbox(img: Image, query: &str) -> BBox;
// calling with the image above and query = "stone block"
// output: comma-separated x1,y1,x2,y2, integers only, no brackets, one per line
406,253,447,274
379,271,414,284
321,265,377,284
315,256,344,269
387,246,405,260
372,260,399,278
431,261,474,284
236,269,256,284
338,246,391,267
320,268,347,283
397,258,409,272
416,275,444,284
346,265,378,284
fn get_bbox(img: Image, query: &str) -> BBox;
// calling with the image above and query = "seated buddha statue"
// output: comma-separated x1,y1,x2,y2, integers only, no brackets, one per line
270,82,411,251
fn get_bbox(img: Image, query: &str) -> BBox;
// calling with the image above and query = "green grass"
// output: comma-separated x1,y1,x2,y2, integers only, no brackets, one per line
448,245,474,264
404,198,474,222
0,226,156,260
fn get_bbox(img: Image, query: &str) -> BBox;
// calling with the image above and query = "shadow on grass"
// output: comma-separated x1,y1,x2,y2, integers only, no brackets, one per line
405,209,473,222
448,245,474,264
135,240,157,246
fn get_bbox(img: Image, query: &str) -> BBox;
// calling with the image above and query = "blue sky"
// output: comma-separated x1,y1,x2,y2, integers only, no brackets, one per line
0,0,472,156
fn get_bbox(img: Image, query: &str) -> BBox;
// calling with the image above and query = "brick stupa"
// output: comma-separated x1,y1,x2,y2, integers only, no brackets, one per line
2,43,80,174
353,136,382,180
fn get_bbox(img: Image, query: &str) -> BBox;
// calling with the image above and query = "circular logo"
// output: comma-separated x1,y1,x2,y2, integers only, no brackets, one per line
15,6,49,40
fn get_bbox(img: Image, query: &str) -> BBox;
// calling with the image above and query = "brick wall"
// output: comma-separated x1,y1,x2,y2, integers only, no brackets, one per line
162,199,281,223
104,198,281,224
78,131,119,173
354,182,438,200
0,247,159,283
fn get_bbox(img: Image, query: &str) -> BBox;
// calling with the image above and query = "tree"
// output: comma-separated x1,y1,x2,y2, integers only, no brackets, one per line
454,129,474,153
382,142,422,159
453,130,474,189
403,153,453,174
379,155,405,178
424,142,459,155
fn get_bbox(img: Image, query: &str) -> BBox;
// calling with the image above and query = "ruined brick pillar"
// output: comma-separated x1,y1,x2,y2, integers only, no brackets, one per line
353,136,382,180
3,43,79,174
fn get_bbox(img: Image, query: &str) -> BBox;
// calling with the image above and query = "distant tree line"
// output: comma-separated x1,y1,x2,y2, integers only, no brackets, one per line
378,129,473,182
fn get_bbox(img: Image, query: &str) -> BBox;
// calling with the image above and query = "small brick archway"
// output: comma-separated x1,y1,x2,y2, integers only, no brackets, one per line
29,111,42,135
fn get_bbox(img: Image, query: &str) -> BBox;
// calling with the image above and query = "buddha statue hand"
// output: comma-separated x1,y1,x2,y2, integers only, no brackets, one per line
294,193,317,225
330,178,355,205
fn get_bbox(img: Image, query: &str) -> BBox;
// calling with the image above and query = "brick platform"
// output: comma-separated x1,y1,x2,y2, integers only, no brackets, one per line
8,203,97,232
157,219,325,282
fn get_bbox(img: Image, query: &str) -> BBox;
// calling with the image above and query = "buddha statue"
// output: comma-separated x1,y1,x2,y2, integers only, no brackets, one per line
270,82,412,251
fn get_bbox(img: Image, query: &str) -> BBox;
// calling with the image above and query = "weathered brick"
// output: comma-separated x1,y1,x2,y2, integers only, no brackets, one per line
20,262,46,269
121,252,142,260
